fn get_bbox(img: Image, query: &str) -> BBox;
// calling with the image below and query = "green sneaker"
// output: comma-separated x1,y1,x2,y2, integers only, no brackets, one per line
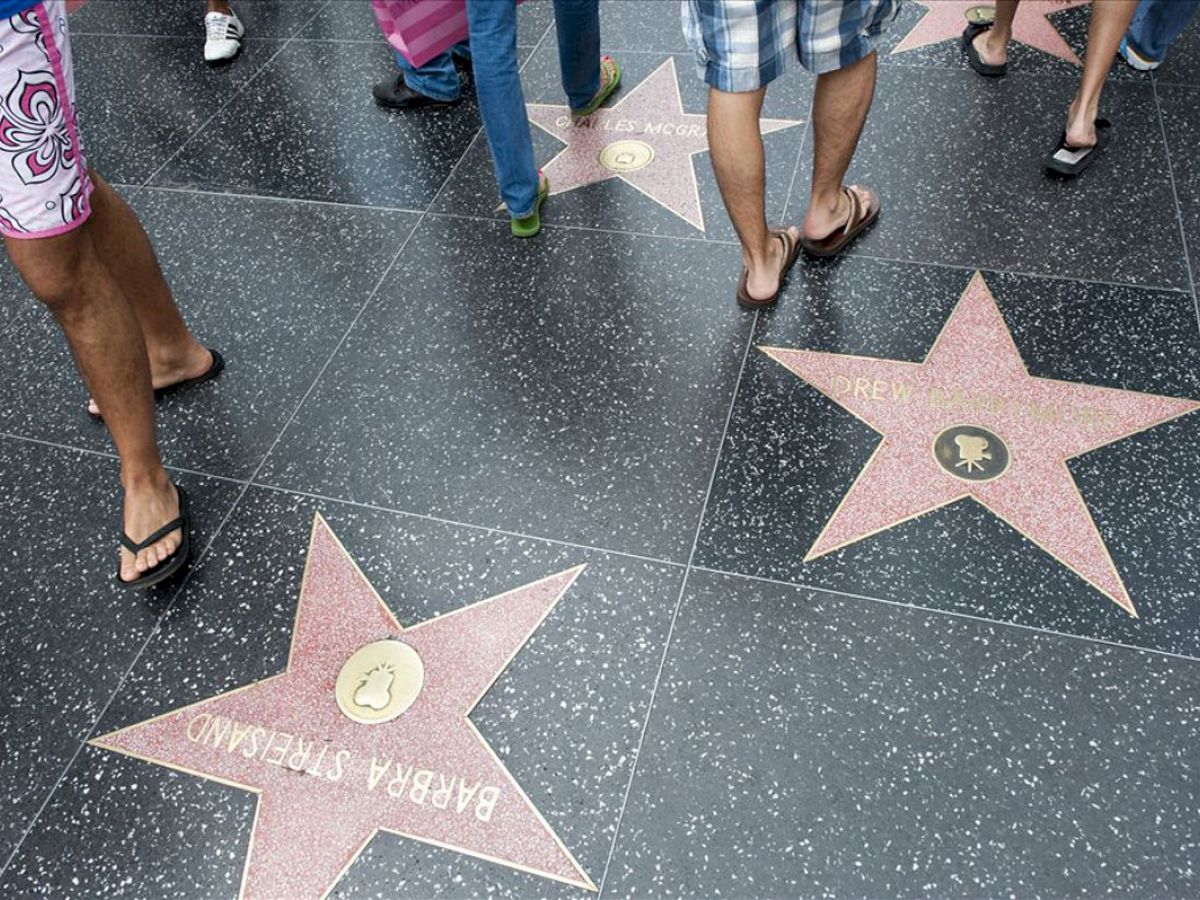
511,171,549,238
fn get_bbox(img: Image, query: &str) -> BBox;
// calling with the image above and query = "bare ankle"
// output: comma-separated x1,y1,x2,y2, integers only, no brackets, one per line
122,466,171,494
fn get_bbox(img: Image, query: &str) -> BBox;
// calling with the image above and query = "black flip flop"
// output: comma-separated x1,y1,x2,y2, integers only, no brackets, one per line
962,22,1006,77
89,349,225,422
117,485,191,590
1045,119,1112,177
736,228,802,310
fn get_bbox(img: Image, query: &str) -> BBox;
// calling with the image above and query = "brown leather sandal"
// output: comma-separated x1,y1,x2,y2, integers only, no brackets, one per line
800,186,880,258
736,228,803,310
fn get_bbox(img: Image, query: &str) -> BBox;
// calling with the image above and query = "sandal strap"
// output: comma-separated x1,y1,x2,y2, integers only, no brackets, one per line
842,187,860,235
121,515,185,553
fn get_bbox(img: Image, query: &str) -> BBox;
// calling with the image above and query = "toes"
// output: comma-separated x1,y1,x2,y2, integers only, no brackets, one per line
119,550,137,582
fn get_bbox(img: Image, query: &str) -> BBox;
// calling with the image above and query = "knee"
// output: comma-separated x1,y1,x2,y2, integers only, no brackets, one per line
9,233,91,315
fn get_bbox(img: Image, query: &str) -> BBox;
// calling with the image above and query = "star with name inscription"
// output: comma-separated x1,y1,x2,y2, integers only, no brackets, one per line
526,57,802,231
762,272,1198,616
92,515,593,897
892,1,1088,65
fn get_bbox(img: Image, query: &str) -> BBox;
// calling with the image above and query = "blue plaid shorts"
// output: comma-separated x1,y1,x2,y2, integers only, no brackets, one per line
683,0,902,90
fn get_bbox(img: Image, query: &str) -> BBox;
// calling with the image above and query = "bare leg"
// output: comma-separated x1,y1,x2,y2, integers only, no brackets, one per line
974,0,1020,66
707,86,800,302
804,51,877,241
6,225,184,582
1065,0,1139,147
207,0,232,14
86,174,211,406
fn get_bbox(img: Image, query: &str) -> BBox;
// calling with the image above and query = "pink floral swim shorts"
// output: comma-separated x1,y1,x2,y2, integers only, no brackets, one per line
0,0,92,239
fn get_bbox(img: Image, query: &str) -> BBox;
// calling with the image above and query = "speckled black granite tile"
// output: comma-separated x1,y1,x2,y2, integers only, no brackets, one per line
1150,12,1200,86
696,255,1200,657
150,40,515,208
258,216,752,562
71,33,283,185
783,66,1188,289
300,0,554,46
1157,83,1200,274
0,437,240,864
69,0,324,37
433,49,811,243
878,0,1145,80
0,487,681,898
0,188,417,478
606,569,1200,899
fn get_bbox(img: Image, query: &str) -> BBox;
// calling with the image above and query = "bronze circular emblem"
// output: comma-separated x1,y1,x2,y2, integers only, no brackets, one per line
599,139,655,173
335,639,425,725
965,6,996,25
933,424,1010,483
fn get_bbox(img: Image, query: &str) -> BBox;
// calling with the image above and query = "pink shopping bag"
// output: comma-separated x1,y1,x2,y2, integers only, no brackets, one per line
372,0,524,69
371,0,468,70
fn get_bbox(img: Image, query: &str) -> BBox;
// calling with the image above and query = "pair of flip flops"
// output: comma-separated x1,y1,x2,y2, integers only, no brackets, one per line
735,187,881,310
118,484,190,589
88,348,225,421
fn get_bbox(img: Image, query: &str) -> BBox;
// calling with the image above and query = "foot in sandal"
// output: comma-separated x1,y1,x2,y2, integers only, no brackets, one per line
119,477,190,588
801,185,880,257
737,225,802,310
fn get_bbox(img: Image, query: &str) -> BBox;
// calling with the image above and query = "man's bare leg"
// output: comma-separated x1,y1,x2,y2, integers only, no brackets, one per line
6,226,184,583
707,85,800,303
208,0,232,13
1065,0,1138,147
804,51,878,241
973,0,1020,66
85,175,211,416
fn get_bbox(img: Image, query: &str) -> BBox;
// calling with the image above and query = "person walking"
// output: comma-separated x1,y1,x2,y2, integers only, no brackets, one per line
373,41,472,110
684,0,899,309
963,0,1140,175
1,0,222,587
465,0,620,237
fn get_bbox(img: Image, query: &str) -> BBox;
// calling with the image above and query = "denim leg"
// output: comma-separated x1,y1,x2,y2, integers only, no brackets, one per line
552,0,601,110
1127,0,1200,61
392,47,462,102
465,0,539,217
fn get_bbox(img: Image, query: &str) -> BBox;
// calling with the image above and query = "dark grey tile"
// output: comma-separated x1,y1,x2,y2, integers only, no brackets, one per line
879,0,1146,80
606,569,1200,899
1151,11,1200,86
258,215,754,562
0,188,418,478
784,67,1188,289
434,49,810,243
696,256,1200,657
69,0,324,38
0,437,241,864
1,486,681,898
150,39,498,208
300,0,554,46
1157,83,1200,281
72,32,284,185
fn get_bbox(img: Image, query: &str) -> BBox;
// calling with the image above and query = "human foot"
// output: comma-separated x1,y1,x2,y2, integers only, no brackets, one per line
1064,97,1101,150
737,226,802,308
88,346,222,419
119,476,187,586
972,29,1008,68
803,185,877,242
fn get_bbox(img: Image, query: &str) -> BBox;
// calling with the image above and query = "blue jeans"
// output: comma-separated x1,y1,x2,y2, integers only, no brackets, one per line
1126,0,1199,62
393,42,470,103
465,0,601,218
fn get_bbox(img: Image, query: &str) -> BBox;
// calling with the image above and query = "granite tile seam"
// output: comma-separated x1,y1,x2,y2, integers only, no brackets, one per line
692,564,1200,668
135,0,336,190
1151,78,1200,338
595,309,761,896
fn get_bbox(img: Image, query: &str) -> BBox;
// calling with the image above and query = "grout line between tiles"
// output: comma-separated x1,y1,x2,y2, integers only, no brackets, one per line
595,308,760,896
691,565,1200,667
1150,79,1200,337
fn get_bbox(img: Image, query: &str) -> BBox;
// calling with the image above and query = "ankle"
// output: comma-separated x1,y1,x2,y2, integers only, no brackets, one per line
122,465,171,494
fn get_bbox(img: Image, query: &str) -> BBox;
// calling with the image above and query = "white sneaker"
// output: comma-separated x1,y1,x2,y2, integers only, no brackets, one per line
204,9,245,64
1118,37,1160,72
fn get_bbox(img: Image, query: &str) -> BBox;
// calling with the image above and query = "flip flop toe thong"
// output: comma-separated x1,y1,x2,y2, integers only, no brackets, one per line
117,485,191,590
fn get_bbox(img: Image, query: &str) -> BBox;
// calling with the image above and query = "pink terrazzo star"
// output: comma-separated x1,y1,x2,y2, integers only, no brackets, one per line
526,57,802,231
92,515,593,897
893,0,1089,65
762,272,1199,616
